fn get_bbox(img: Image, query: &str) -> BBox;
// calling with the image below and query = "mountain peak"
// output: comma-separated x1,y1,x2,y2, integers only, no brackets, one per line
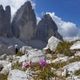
0,5,12,37
36,13,63,42
11,0,36,40
25,1,32,6
21,1,32,10
43,14,52,19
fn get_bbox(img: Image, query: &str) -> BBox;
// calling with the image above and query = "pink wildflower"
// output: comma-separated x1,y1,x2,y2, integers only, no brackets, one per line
39,59,47,68
22,61,32,69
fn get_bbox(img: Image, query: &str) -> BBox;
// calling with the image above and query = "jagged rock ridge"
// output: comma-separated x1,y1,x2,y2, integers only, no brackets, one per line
0,5,12,37
11,1,37,41
36,14,63,42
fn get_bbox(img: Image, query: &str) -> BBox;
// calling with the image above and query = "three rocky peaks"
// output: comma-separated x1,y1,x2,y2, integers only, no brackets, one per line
0,1,62,48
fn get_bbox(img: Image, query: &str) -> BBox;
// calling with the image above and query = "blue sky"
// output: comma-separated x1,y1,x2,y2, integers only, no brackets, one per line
34,0,80,26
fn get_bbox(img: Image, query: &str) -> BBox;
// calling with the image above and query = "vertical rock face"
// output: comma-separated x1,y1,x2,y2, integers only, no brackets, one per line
36,14,63,42
0,1,63,49
0,5,12,37
11,1,37,41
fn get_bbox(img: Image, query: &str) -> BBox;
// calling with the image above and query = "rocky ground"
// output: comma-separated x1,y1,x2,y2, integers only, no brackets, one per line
0,36,80,80
0,40,80,80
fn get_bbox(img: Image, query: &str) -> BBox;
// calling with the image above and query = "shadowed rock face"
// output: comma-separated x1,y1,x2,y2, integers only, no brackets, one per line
11,1,37,41
0,5,12,37
36,14,63,42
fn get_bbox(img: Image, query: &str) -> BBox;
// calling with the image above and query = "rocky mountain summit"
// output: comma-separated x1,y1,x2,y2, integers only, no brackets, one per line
0,5,12,37
36,14,63,42
0,1,63,50
11,1,37,41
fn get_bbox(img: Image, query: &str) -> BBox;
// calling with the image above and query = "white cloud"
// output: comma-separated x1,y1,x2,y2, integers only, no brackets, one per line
36,16,41,24
0,0,36,17
46,12,80,40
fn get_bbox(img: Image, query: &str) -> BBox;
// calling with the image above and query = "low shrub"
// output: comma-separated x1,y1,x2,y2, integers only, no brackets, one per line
69,56,80,63
74,69,80,76
49,62,67,69
56,41,73,57
0,74,8,80
37,65,55,80
16,51,23,56
12,61,22,70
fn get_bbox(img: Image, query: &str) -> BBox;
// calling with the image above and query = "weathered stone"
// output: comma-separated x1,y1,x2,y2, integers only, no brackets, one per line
0,64,3,71
0,54,7,60
19,49,45,63
0,63,12,75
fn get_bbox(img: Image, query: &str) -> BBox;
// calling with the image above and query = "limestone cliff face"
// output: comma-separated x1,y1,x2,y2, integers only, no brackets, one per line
11,1,37,41
11,1,63,49
0,1,63,49
0,5,12,37
36,14,63,42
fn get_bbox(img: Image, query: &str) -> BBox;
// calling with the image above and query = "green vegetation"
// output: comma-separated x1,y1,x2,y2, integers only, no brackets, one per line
16,51,23,56
74,69,80,76
45,41,73,57
24,63,56,80
50,56,80,69
38,68,54,80
56,41,73,56
12,61,22,70
69,56,80,63
49,62,67,69
0,74,7,80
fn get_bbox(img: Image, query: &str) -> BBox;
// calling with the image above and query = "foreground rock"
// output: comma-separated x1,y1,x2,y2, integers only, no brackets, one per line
36,14,63,42
67,76,80,80
0,54,7,60
0,63,12,75
0,60,10,67
70,41,80,55
63,62,80,74
19,46,32,54
19,49,45,63
0,64,3,71
0,60,12,75
44,36,61,51
8,69,29,80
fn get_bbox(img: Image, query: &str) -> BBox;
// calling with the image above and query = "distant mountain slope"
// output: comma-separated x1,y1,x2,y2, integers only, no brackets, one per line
0,5,12,37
